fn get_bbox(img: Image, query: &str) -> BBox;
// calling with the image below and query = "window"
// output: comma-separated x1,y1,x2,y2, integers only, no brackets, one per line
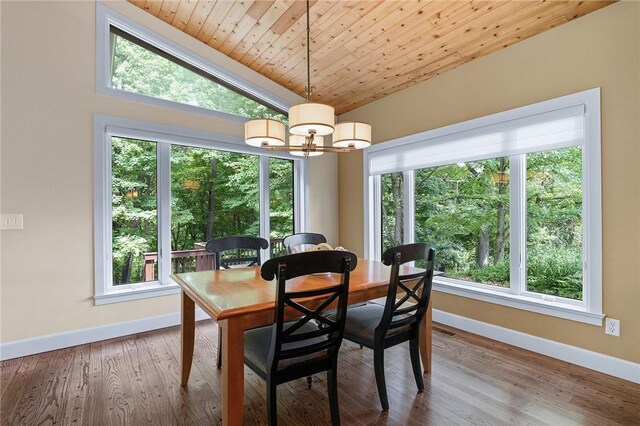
111,137,158,285
414,158,510,289
94,116,305,304
97,4,290,122
525,147,583,300
269,158,295,257
168,146,260,276
364,89,602,325
381,172,404,253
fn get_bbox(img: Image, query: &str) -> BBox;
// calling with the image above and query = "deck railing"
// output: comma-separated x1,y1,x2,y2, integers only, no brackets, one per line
143,238,287,282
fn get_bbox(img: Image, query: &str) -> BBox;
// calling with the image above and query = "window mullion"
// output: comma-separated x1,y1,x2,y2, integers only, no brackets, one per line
259,156,271,261
103,131,114,293
371,175,382,261
509,154,526,295
157,142,172,284
294,159,307,233
403,170,415,245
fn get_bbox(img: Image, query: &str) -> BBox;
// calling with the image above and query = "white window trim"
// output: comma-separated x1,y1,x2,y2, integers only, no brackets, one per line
363,88,603,326
94,114,306,305
96,3,292,122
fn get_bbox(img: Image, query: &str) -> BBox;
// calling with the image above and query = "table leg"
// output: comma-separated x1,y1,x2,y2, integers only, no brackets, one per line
419,299,432,374
221,318,244,426
181,291,195,386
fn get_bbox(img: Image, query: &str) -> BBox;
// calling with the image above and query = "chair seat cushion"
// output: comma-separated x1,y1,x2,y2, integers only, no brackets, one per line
332,303,411,345
244,321,328,376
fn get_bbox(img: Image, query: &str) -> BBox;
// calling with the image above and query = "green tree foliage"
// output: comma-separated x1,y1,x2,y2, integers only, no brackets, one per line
526,147,583,299
111,138,158,285
111,32,287,122
112,140,294,285
381,172,404,250
382,147,583,299
170,147,261,251
108,33,294,285
269,158,295,238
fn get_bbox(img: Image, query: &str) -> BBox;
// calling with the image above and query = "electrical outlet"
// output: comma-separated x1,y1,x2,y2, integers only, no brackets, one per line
605,318,620,336
1,214,23,230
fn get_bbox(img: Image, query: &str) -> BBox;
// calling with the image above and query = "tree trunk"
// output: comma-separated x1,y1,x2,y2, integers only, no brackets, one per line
494,202,506,263
172,225,179,251
476,225,490,268
205,158,217,241
392,173,403,246
494,157,508,264
567,221,575,246
121,253,132,284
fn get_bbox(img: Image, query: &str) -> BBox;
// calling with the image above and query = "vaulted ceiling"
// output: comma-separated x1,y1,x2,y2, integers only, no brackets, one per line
130,0,613,114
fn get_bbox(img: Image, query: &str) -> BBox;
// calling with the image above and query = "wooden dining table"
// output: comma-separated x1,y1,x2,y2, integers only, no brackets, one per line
172,258,433,426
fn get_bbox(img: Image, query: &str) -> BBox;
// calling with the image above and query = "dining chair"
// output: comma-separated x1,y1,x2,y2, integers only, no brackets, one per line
205,235,269,270
333,243,435,411
282,232,327,254
205,235,269,369
244,250,357,426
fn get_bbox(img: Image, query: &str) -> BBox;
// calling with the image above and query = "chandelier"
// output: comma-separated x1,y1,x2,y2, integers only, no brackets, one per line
244,0,371,157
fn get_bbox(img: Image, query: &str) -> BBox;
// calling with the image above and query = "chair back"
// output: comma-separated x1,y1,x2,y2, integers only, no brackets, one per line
377,243,435,342
282,233,327,254
205,236,269,270
260,251,357,375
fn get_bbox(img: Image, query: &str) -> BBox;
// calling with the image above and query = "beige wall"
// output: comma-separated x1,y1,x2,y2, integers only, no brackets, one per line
0,1,338,343
339,2,640,363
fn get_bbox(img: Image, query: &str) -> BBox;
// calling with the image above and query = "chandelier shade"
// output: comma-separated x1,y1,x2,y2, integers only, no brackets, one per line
288,103,335,136
244,119,285,147
333,121,372,149
289,134,324,157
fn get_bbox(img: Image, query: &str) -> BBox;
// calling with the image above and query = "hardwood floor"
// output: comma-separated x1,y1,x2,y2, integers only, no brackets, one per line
2,322,639,425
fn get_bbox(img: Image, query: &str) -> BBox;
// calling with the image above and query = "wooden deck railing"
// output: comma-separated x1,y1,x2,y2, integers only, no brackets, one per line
143,238,287,282
143,249,215,282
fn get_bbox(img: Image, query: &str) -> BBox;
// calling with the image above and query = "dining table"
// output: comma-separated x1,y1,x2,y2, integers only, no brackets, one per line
172,258,433,426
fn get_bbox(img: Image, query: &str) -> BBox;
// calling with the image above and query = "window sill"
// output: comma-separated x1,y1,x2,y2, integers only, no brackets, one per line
95,283,181,305
433,278,604,326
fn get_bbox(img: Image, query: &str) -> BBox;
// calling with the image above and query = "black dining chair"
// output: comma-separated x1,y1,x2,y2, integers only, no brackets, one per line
205,235,269,270
282,232,327,254
244,250,357,426
205,235,269,369
333,243,435,411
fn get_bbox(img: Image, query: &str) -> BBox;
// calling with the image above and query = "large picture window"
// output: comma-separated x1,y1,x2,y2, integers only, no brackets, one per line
95,117,304,304
364,89,602,325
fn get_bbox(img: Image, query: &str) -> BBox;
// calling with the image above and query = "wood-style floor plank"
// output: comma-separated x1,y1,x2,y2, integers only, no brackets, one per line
102,337,135,425
2,322,639,425
61,343,92,425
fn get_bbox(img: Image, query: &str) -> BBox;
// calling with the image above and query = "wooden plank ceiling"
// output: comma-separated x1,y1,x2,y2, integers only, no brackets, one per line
130,0,613,114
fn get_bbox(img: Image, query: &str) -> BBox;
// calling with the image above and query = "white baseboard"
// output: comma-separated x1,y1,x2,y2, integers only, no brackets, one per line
0,308,211,361
433,309,640,384
3,308,638,385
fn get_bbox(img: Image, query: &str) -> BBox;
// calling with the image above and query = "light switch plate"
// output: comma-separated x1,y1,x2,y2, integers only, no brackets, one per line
1,214,23,230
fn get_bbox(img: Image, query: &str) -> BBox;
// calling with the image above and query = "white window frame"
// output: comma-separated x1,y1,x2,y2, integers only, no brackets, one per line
96,3,291,122
363,88,603,325
94,115,307,305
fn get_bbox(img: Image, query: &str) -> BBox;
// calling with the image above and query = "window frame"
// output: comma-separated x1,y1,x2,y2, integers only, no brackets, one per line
94,114,307,305
96,3,291,122
363,89,603,325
